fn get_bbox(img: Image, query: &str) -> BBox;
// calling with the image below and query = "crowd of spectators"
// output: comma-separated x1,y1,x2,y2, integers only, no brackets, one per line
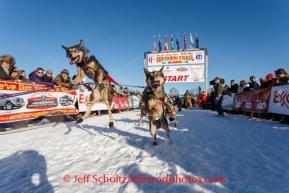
211,69,289,123
0,54,288,131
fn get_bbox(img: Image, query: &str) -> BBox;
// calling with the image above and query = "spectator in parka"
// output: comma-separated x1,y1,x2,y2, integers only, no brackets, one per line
222,85,229,95
29,67,56,88
238,80,250,92
9,67,22,83
19,70,32,83
264,73,274,88
274,68,289,86
229,80,239,93
214,77,224,117
0,54,16,80
260,77,267,88
200,91,207,110
53,69,73,87
42,70,53,83
249,76,261,90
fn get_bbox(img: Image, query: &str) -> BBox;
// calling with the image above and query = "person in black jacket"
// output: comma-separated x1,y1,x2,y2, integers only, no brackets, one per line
42,70,53,83
229,80,239,93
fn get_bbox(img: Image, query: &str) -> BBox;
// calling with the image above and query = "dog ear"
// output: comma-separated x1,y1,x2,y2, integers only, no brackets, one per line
144,68,150,77
159,66,164,73
79,40,84,48
61,45,68,51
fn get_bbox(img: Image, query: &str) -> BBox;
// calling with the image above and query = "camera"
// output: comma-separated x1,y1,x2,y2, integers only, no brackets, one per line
210,78,225,85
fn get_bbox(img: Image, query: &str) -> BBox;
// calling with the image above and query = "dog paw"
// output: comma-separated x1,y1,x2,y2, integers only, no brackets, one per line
169,117,175,122
153,142,158,146
75,118,83,124
169,140,173,145
109,122,114,128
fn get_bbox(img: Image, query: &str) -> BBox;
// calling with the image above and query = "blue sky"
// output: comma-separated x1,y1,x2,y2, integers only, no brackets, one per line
1,0,288,94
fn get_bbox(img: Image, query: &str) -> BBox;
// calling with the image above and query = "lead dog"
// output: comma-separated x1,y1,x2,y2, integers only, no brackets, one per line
62,40,114,128
143,66,176,145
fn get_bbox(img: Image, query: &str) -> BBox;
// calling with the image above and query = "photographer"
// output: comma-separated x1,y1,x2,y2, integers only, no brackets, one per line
214,77,224,117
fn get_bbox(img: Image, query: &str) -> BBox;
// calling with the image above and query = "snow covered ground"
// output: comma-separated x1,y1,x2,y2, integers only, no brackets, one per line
0,108,289,193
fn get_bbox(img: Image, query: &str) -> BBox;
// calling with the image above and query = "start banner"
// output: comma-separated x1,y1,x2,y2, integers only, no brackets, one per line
0,81,77,123
147,64,204,83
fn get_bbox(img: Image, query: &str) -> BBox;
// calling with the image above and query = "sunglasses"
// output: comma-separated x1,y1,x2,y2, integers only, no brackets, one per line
37,71,44,74
47,72,52,74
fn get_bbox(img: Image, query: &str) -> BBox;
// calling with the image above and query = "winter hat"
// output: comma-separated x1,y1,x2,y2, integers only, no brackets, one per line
61,69,69,74
266,73,274,79
274,68,287,75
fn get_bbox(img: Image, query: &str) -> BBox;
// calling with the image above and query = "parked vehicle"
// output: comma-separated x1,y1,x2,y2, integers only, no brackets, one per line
0,96,25,110
59,95,74,106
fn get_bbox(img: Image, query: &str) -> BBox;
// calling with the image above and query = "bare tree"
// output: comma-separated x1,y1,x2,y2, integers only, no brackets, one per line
169,87,179,96
189,88,195,95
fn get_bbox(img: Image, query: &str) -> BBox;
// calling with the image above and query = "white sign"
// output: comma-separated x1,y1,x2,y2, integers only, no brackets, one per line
268,85,289,115
147,50,205,66
76,90,111,112
222,93,235,110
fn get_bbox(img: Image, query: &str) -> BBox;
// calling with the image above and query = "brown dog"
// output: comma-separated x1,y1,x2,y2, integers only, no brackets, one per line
62,40,114,128
143,66,176,145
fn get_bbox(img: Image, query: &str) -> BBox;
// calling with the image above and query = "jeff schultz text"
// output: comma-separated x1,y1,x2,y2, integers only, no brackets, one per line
65,174,226,185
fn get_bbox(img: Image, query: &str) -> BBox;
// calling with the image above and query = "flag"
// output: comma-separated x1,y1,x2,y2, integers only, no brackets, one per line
195,33,199,48
176,35,180,51
158,35,162,52
164,35,168,50
184,32,187,50
170,35,174,50
153,35,157,51
190,33,194,48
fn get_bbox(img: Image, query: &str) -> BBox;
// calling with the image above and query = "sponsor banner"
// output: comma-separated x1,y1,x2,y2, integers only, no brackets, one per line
129,95,140,108
268,85,289,115
232,88,271,113
77,90,129,112
0,81,78,123
222,93,235,110
147,51,205,66
112,96,129,110
147,64,204,83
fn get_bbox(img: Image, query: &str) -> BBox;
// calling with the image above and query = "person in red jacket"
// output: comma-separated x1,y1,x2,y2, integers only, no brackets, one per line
200,91,207,109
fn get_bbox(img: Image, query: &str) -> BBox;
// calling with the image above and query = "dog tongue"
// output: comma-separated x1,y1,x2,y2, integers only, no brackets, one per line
153,82,160,88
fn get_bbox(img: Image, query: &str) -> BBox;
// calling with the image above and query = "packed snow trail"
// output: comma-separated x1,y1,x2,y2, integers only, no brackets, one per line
0,108,288,193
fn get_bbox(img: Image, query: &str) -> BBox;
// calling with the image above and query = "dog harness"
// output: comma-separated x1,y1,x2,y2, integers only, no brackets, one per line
80,57,120,87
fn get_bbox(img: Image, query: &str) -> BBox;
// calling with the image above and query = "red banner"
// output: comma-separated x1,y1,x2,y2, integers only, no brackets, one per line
233,88,271,113
112,96,129,110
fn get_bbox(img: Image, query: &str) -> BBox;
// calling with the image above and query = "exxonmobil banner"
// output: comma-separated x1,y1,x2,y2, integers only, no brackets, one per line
147,64,204,83
147,51,205,66
77,90,129,112
268,85,289,115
